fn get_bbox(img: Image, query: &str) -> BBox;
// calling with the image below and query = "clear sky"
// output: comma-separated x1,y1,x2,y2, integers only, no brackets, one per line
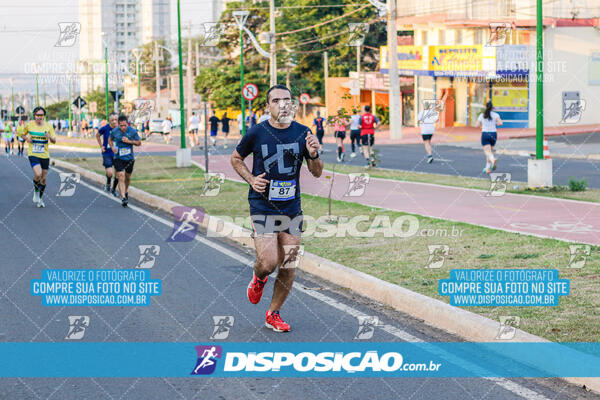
0,0,217,102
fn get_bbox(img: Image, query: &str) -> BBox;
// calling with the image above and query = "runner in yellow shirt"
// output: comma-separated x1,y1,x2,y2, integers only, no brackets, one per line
21,107,56,208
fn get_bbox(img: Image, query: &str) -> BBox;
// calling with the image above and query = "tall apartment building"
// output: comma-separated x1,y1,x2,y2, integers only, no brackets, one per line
78,0,171,95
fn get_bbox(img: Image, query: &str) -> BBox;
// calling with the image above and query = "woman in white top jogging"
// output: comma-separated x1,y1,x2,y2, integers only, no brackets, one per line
417,100,441,164
477,101,503,174
161,116,173,144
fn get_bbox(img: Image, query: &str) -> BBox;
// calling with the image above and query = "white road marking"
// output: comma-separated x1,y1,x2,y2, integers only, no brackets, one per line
56,166,551,400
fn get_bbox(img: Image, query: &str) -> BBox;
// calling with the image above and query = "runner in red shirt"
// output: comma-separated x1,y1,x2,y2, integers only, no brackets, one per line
360,105,379,167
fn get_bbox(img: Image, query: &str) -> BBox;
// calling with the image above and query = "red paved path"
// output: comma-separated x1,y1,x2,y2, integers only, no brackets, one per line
194,154,600,245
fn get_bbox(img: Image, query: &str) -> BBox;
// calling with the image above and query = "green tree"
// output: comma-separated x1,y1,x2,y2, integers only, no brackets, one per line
194,0,385,109
46,100,69,120
84,89,116,119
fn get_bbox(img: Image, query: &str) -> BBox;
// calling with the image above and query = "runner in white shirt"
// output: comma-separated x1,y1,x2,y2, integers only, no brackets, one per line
188,112,200,147
417,101,440,164
349,108,361,158
237,113,244,134
161,116,173,144
92,117,100,134
477,101,503,174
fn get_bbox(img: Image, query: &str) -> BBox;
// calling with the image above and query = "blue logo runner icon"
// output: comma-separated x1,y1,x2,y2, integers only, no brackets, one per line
191,345,222,375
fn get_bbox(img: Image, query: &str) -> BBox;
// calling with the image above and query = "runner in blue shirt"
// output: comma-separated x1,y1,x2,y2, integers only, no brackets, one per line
231,84,323,333
96,112,119,195
312,111,326,152
108,115,141,207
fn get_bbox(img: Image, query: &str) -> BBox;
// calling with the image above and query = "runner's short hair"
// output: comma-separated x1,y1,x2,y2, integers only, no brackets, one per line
109,112,119,118
266,84,291,102
364,105,371,113
118,115,128,123
33,106,46,116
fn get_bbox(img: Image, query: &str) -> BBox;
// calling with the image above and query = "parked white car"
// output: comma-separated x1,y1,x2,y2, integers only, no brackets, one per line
149,119,164,134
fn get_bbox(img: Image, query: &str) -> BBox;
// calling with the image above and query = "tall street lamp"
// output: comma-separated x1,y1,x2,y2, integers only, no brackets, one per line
101,32,110,119
233,11,249,136
175,0,191,167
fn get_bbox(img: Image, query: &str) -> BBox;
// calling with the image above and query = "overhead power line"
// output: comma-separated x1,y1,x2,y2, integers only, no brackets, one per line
276,3,369,37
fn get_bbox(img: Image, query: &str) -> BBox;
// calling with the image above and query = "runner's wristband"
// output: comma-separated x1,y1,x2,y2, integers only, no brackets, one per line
306,152,319,160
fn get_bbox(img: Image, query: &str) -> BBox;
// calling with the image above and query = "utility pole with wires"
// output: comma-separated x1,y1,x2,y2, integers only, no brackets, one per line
187,21,193,136
195,41,200,76
175,0,191,167
387,0,402,139
155,40,161,117
323,51,328,118
269,0,277,86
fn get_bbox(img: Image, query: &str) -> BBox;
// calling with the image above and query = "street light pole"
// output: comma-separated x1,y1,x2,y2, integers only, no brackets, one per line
240,27,245,136
68,76,72,135
387,0,402,139
35,70,40,107
269,0,277,86
233,11,249,136
174,0,191,167
10,78,14,117
536,0,543,160
137,59,141,98
155,40,161,118
177,0,186,150
105,46,109,119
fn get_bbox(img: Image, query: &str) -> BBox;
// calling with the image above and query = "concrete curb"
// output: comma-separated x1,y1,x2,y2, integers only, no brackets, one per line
52,158,600,394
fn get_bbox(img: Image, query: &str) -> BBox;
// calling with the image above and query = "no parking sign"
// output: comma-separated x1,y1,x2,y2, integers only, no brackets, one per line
242,83,259,101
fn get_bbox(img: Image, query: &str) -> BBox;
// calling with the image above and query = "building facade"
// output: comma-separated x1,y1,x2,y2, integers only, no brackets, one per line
380,0,600,128
78,0,170,96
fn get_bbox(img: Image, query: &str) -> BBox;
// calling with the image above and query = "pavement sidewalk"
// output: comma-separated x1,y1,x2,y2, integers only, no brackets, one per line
195,154,600,245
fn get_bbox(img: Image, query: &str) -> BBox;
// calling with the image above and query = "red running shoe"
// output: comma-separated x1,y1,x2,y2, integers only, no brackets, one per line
247,273,268,304
265,310,291,332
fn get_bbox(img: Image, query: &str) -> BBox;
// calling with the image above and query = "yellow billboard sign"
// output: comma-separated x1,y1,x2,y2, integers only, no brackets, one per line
380,45,426,71
429,45,495,74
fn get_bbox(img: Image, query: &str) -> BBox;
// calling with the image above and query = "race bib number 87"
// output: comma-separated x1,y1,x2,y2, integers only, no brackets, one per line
268,179,296,201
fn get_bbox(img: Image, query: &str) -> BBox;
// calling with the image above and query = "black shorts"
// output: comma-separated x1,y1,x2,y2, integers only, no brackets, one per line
251,214,303,237
28,156,50,170
350,130,361,141
189,128,198,134
422,134,433,141
361,134,374,146
113,158,135,174
316,130,324,144
102,153,114,168
334,131,346,140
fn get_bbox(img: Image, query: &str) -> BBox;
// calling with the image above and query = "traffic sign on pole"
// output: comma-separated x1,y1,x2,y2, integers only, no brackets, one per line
299,93,310,117
242,83,259,101
73,96,87,109
299,93,310,105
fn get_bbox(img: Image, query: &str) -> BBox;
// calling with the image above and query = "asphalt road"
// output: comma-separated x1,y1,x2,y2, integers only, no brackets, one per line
1,155,593,399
